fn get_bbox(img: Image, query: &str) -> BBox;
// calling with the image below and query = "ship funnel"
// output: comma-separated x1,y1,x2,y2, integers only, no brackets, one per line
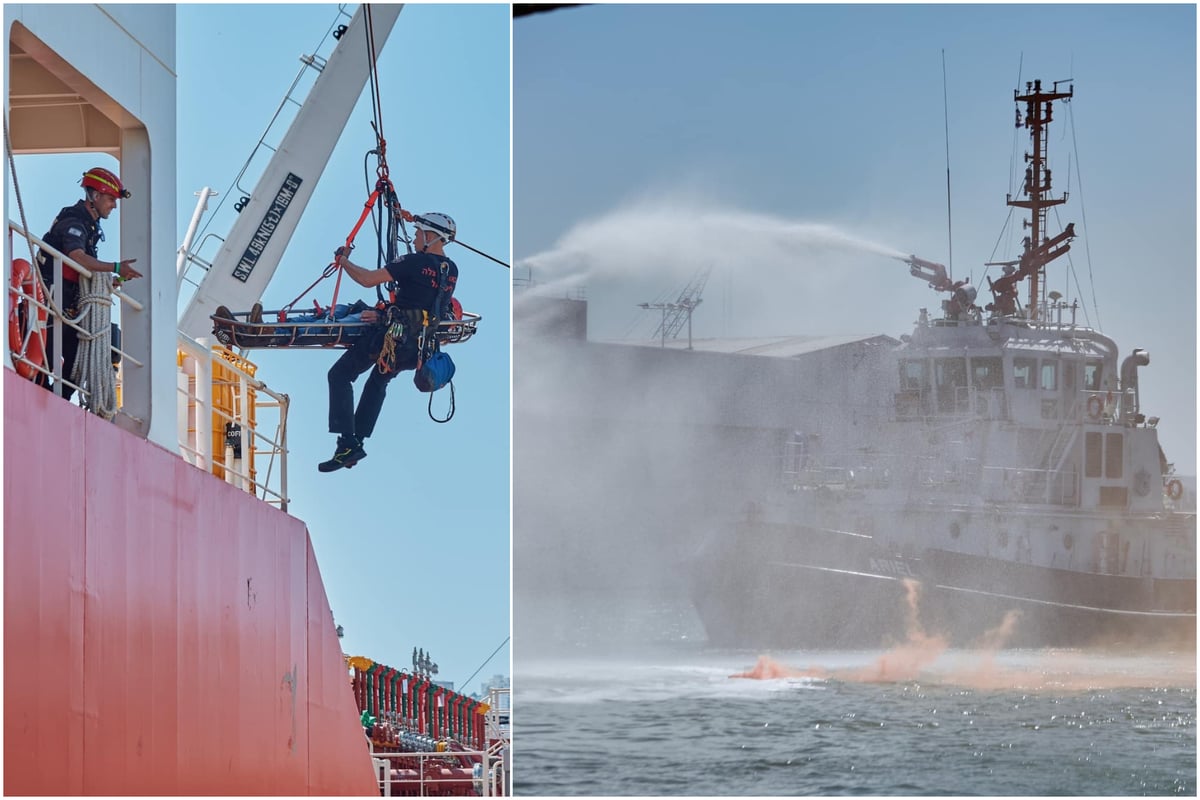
1119,348,1150,421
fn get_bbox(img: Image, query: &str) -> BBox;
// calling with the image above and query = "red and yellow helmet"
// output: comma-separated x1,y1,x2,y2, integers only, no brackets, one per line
81,167,130,199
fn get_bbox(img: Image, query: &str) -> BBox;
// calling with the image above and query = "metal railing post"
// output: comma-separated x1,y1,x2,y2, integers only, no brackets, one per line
194,337,212,471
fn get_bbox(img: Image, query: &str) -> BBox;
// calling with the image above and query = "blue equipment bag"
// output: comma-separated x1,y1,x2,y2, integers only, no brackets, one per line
413,350,455,393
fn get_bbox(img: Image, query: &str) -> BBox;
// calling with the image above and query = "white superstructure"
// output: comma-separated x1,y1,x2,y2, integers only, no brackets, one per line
5,3,177,446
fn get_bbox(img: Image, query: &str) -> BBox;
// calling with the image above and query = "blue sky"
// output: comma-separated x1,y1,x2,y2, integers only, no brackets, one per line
7,3,510,695
514,3,1196,473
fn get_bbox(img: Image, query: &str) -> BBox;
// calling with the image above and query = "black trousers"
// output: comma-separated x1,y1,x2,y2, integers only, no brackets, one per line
327,328,417,439
38,281,80,401
38,283,122,403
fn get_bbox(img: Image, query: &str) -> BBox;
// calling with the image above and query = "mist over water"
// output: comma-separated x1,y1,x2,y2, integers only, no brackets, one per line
513,195,1196,796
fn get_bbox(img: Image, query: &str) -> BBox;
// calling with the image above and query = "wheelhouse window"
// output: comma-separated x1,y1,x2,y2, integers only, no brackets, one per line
1039,360,1058,391
934,357,967,413
1012,357,1036,389
971,357,1003,389
1062,359,1077,394
896,358,929,417
899,359,928,391
1084,360,1104,391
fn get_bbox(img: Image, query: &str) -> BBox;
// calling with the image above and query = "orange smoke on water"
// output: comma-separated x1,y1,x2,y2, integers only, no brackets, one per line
730,654,826,681
728,579,1196,690
730,579,949,683
845,578,947,682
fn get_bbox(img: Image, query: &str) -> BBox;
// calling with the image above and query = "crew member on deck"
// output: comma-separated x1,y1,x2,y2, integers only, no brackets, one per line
36,167,142,400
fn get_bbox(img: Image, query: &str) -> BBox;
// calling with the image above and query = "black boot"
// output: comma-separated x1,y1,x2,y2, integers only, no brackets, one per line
318,435,367,472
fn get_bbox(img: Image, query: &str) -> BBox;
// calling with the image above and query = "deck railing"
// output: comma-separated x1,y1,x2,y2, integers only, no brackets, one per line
7,220,144,405
176,334,290,511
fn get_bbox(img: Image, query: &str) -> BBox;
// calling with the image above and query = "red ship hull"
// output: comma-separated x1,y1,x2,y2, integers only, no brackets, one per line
4,371,377,794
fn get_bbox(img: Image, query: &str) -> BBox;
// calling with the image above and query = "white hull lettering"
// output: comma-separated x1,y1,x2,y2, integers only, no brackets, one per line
232,173,303,282
869,557,916,578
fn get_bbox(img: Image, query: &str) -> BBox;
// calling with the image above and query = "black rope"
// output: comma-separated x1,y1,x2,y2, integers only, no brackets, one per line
427,380,455,423
363,6,386,155
360,8,503,276
458,636,510,691
452,239,511,269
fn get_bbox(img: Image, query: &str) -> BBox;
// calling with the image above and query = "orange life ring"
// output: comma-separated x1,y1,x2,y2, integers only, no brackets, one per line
8,258,47,380
1166,479,1183,501
1086,395,1103,420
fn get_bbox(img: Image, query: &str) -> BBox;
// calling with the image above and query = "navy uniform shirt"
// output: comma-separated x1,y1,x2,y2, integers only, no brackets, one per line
384,250,458,310
38,200,102,284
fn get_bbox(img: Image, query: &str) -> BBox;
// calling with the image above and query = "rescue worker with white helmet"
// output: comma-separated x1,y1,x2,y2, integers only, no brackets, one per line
319,212,459,472
35,167,142,400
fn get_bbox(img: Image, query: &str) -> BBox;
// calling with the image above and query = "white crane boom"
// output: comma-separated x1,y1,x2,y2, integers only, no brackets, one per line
177,3,402,340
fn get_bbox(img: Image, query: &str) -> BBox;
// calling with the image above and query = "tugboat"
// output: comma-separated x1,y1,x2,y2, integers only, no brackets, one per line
689,80,1196,650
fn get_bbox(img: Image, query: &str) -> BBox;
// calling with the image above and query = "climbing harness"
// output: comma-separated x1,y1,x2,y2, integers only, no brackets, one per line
410,261,457,423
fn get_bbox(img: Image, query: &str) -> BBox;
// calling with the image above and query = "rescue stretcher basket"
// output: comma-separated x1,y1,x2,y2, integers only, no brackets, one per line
211,307,481,350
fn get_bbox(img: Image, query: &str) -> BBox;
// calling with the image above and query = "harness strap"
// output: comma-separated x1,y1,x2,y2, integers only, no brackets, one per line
416,263,451,370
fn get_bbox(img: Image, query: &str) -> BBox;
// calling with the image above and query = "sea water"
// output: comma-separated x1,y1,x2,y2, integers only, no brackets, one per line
514,652,1194,796
512,595,1195,797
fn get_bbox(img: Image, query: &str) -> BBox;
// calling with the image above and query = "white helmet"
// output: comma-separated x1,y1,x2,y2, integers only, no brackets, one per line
414,212,456,243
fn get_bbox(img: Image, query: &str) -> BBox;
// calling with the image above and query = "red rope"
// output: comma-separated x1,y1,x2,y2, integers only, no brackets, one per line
277,180,396,320
326,186,378,317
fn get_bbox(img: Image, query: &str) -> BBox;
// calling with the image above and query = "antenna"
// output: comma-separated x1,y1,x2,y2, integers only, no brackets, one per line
1004,78,1075,320
638,265,711,350
942,49,953,281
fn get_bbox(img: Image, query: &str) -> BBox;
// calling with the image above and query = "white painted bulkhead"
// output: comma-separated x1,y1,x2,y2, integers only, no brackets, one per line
4,4,177,448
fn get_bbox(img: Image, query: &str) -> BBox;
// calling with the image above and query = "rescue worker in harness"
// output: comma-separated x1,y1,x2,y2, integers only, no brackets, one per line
319,212,459,472
36,167,142,400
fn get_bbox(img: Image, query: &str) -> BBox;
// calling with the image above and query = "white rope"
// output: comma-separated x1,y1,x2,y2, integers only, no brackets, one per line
3,115,40,273
4,114,57,378
71,271,117,419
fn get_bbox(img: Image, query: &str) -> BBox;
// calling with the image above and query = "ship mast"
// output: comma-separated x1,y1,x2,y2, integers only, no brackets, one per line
1004,79,1075,320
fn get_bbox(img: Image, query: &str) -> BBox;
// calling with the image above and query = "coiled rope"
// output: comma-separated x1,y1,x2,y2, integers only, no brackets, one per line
71,271,117,419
